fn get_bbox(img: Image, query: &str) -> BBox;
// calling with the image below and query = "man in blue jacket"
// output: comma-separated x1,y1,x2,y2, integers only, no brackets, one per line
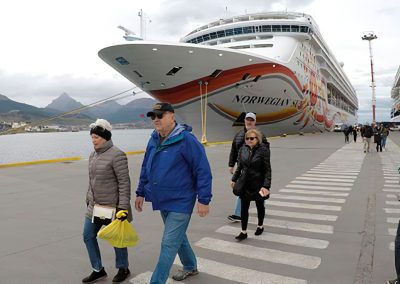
135,103,212,284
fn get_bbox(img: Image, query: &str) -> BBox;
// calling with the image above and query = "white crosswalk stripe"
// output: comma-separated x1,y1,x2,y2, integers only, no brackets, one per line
384,184,400,188
307,170,358,176
174,257,307,284
272,193,346,203
291,180,353,186
279,188,349,197
387,218,398,224
129,271,184,284
248,216,334,234
216,225,329,249
267,200,342,211
251,208,338,221
195,237,321,269
295,177,355,183
384,208,400,214
302,174,356,179
286,184,351,191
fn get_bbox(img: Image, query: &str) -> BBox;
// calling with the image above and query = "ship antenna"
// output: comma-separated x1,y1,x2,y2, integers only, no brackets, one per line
138,9,144,39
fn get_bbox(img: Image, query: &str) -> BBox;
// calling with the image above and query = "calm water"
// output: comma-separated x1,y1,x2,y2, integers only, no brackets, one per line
0,129,153,164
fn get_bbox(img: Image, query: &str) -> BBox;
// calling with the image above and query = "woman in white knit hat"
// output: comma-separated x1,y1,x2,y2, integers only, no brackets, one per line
82,119,132,283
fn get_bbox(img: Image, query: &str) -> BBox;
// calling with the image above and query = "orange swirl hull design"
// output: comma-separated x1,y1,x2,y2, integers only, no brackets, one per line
148,62,343,131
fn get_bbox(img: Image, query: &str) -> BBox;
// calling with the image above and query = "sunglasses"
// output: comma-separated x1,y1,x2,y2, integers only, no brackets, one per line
245,136,257,141
150,113,165,120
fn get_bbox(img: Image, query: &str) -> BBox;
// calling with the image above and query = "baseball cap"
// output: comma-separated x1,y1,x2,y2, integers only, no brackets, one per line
245,112,256,121
146,102,174,117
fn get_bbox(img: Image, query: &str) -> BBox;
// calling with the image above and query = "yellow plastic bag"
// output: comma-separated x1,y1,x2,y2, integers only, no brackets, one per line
97,210,139,248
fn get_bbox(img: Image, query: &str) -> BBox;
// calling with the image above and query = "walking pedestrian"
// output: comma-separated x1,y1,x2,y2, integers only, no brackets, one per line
135,103,212,284
361,123,373,153
374,124,382,152
227,112,268,222
82,119,132,283
231,129,271,240
353,125,358,142
381,124,389,150
344,125,350,143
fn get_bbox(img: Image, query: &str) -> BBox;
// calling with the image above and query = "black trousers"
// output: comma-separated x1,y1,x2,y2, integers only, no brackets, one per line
240,198,265,231
376,141,382,152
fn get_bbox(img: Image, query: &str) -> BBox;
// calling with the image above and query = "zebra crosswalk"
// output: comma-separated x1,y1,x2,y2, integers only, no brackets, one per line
130,141,366,283
380,139,400,253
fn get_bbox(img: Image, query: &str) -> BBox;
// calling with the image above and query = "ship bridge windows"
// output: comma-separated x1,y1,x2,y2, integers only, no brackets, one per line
217,30,225,38
243,26,254,34
234,27,243,35
225,29,234,36
209,32,218,39
185,24,311,44
272,25,282,32
291,25,300,32
300,26,309,33
261,25,272,32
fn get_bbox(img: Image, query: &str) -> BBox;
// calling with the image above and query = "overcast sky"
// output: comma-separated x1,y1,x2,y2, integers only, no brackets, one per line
0,0,399,123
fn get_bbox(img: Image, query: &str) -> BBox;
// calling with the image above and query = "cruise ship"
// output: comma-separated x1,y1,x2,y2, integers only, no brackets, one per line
390,66,400,122
99,12,358,141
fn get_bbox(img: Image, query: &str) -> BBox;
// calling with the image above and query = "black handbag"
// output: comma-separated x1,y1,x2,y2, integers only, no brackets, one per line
233,169,247,196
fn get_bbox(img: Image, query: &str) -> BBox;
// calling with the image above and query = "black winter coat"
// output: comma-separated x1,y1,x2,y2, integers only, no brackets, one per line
232,143,271,201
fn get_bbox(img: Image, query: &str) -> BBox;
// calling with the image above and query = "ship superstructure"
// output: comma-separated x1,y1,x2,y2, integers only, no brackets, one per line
99,12,358,141
390,66,400,122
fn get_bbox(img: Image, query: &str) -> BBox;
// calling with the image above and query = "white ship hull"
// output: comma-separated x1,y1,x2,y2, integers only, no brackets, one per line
99,13,357,141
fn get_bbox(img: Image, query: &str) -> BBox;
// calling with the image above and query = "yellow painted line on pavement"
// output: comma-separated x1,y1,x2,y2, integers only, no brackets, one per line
125,150,146,155
0,156,82,168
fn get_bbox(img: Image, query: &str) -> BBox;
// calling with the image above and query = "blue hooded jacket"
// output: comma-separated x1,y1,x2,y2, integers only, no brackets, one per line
136,124,212,213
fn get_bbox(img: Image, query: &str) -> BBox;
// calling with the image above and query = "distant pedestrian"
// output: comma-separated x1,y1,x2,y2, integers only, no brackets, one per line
82,119,132,283
353,125,358,142
135,103,212,284
231,129,271,241
361,123,373,153
381,124,389,150
228,112,268,222
343,125,350,143
374,124,382,152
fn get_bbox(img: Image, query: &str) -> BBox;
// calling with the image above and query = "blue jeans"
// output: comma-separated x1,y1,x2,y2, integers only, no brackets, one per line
150,211,197,284
234,196,241,216
83,217,128,271
382,136,387,148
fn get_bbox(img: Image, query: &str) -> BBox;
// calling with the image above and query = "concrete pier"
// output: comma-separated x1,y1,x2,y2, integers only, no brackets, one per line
1,132,399,283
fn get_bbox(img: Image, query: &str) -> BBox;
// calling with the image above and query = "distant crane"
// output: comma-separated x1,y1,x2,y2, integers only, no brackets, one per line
117,25,143,41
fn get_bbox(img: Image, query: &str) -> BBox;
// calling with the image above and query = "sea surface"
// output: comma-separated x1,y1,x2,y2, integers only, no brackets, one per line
0,129,153,164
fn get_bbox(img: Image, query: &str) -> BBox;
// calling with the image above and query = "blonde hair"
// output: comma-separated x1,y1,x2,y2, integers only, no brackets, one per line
245,128,262,144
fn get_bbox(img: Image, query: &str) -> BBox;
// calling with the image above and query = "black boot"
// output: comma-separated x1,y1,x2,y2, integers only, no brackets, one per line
112,268,131,283
82,268,107,283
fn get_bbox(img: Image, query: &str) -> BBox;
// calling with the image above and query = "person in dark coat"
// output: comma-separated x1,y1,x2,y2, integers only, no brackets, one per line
374,124,382,152
231,129,271,241
227,112,268,222
362,123,373,153
352,125,358,142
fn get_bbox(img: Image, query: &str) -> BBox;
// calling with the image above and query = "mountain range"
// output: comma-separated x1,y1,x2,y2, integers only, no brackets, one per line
0,93,157,126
